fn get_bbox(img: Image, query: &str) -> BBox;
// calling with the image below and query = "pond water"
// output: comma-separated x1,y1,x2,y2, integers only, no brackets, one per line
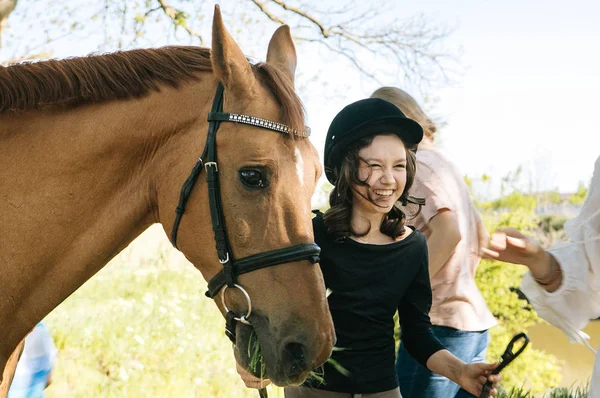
527,320,598,387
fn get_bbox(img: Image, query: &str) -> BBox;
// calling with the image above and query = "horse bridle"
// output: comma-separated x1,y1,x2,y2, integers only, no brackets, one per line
171,83,321,344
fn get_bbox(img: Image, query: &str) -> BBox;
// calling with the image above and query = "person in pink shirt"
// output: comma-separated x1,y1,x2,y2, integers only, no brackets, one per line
371,87,497,398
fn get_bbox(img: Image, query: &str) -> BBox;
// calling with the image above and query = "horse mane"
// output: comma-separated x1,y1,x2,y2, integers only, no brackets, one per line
0,46,305,133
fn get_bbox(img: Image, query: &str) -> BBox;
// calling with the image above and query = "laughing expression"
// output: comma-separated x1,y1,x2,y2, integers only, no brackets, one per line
353,134,407,215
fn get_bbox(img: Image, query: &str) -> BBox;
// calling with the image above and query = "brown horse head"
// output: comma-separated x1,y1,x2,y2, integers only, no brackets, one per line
0,5,333,391
154,7,335,385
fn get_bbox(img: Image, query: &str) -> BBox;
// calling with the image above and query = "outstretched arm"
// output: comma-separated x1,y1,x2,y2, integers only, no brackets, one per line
482,228,562,292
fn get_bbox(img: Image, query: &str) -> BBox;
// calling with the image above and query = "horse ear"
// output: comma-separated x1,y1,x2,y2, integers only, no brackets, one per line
266,25,297,87
211,5,256,97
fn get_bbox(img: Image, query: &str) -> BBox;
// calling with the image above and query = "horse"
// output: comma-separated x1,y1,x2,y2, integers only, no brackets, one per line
0,5,335,395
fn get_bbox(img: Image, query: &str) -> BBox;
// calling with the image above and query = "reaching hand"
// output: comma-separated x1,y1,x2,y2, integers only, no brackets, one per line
481,228,547,269
457,362,502,397
235,361,271,389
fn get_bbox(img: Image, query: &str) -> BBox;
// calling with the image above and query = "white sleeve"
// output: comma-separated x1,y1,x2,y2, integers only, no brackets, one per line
520,155,600,350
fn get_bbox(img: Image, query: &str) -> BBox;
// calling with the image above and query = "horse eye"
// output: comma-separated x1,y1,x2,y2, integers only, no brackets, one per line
239,169,267,189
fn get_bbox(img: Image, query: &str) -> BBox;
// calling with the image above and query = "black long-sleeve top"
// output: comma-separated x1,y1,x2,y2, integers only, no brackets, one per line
309,214,445,393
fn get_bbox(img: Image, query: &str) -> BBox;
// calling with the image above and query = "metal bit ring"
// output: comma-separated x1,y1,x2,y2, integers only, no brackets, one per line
221,284,252,325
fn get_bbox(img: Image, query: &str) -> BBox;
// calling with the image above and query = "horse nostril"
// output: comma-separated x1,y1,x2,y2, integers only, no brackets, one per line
282,341,307,379
285,342,306,363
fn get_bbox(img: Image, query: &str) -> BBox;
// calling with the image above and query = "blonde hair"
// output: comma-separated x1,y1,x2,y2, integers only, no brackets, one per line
370,87,437,141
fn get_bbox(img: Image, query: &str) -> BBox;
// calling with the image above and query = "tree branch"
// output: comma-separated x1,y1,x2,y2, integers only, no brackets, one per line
256,0,458,89
156,0,204,45
250,0,284,24
268,0,330,37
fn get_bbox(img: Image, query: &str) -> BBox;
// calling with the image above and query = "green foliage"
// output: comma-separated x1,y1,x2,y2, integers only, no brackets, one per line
484,207,539,232
500,166,525,196
547,385,590,398
459,166,591,394
538,190,564,206
481,192,537,213
44,240,287,398
475,187,564,393
173,11,189,27
569,182,589,205
497,384,589,397
498,386,536,398
476,255,562,391
476,260,536,328
486,323,562,392
464,175,473,190
537,214,568,234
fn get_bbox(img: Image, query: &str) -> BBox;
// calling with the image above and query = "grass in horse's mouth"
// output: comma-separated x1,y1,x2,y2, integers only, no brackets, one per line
247,331,349,386
248,330,267,380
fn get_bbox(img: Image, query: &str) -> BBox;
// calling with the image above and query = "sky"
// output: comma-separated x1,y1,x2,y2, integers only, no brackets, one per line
2,0,599,201
298,0,600,200
412,0,600,198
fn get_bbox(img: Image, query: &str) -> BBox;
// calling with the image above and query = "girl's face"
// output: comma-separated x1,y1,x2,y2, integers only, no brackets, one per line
352,134,407,215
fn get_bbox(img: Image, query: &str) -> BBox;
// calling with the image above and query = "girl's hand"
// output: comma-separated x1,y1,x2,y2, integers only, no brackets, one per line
235,361,271,389
457,362,501,397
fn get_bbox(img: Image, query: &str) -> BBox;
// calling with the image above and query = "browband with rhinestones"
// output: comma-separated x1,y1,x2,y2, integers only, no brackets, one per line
208,112,311,138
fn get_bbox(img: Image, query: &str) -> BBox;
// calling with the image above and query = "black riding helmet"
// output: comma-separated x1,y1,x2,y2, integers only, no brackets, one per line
323,98,423,185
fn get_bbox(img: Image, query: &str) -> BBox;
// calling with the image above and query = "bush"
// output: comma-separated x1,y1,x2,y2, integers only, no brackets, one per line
569,183,588,205
475,196,563,393
480,192,538,213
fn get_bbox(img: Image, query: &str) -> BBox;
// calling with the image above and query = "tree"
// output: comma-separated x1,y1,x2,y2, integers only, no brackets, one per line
1,0,459,92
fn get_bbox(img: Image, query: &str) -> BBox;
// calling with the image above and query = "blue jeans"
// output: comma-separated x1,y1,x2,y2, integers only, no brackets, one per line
396,326,490,398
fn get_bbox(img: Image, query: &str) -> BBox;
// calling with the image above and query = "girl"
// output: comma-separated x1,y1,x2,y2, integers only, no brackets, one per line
239,98,501,398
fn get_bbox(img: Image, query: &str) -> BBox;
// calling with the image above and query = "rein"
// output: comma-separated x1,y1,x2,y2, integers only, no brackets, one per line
479,333,530,398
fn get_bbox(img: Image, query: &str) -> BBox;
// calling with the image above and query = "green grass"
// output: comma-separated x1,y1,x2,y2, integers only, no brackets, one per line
247,330,267,382
43,228,286,398
497,384,589,398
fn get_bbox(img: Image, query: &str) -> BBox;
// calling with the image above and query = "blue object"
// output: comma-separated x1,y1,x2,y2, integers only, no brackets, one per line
8,323,57,398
